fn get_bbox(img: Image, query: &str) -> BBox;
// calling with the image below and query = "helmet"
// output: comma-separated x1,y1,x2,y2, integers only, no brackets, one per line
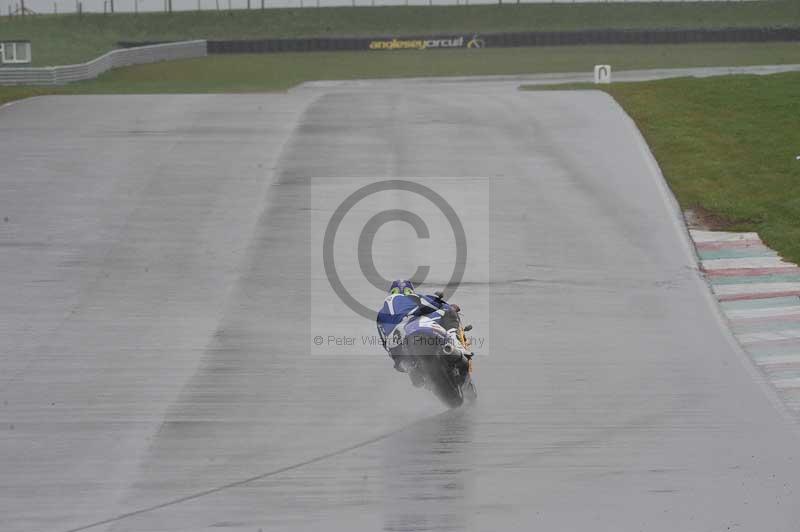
389,279,416,296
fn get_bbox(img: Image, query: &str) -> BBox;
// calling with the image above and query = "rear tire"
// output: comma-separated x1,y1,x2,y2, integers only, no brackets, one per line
423,356,464,408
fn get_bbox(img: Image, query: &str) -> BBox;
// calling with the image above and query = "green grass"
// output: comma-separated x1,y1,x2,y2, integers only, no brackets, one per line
0,41,791,96
0,1,798,66
2,41,798,102
526,72,800,264
0,86,53,105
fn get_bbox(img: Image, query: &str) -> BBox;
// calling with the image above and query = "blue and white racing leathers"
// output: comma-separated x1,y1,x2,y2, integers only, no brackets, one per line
376,293,465,362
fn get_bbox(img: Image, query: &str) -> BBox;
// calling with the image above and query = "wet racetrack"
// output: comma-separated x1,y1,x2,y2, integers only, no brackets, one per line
1,85,799,531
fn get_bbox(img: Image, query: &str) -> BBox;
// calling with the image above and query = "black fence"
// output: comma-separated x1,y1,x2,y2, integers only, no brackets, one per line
200,27,800,54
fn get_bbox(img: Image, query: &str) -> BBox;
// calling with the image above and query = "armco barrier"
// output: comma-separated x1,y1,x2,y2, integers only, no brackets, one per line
0,40,207,86
203,27,800,54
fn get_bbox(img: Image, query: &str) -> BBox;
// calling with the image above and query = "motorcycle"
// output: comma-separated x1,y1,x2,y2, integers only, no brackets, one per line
391,305,478,408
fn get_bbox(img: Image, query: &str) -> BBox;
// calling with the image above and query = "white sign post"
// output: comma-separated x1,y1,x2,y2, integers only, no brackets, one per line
594,64,611,84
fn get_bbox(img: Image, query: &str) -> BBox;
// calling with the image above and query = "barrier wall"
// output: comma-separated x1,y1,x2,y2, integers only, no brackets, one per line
205,27,800,54
0,40,207,86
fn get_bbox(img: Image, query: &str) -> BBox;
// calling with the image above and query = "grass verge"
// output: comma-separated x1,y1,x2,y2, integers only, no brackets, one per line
0,41,798,98
524,72,800,264
0,1,798,66
0,86,54,106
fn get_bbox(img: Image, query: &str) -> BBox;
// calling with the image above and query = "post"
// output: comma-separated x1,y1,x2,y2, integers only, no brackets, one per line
227,0,231,11
261,0,264,9
111,0,114,12
168,0,172,12
197,0,201,9
247,0,250,8
593,65,612,84
215,0,219,10
134,0,138,13
20,0,25,15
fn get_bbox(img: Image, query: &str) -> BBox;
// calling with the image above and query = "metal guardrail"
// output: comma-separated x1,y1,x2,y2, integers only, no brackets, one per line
0,40,207,86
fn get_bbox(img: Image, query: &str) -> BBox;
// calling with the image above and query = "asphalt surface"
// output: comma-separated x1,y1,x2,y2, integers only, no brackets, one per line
1,87,799,532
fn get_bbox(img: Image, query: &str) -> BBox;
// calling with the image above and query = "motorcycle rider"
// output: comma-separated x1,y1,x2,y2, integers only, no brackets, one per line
376,280,471,384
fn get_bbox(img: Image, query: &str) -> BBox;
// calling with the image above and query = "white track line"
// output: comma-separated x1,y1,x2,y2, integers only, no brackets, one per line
738,329,800,345
690,230,761,243
755,354,800,366
713,283,800,297
702,256,796,270
725,306,800,320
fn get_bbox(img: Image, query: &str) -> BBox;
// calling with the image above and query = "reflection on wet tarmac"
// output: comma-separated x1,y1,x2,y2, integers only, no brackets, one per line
382,408,475,531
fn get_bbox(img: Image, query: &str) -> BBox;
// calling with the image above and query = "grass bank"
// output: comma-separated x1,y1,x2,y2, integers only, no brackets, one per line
526,72,800,264
0,86,53,106
0,41,795,97
0,1,798,66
